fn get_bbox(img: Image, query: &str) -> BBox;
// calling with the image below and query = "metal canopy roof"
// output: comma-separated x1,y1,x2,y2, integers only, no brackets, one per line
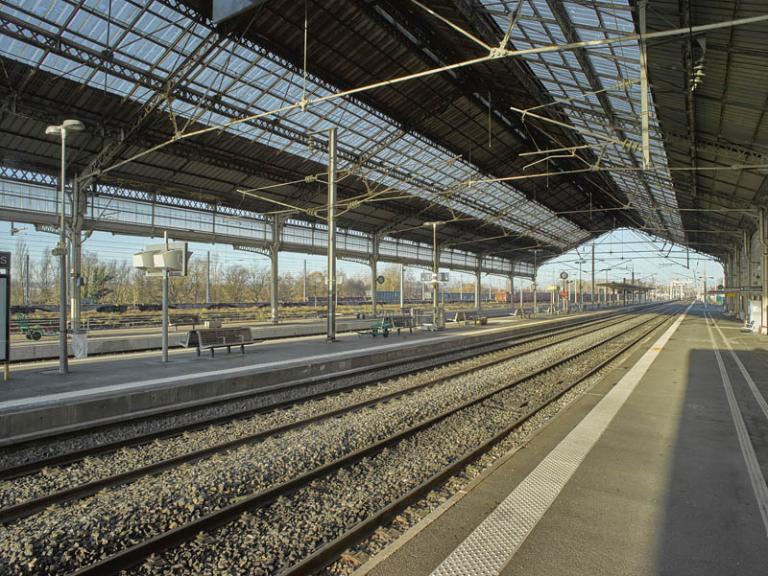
0,0,698,267
643,0,768,261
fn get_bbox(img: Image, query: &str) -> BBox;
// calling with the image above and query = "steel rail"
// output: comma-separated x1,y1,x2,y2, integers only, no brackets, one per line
66,307,675,576
0,308,656,524
0,307,648,480
280,307,680,576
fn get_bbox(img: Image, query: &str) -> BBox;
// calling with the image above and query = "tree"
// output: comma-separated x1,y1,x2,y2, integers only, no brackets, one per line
378,264,402,292
223,264,250,303
247,264,270,302
11,238,29,305
36,247,56,305
81,252,115,302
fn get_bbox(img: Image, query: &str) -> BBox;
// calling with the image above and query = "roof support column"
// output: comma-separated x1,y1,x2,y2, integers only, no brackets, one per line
744,230,751,321
370,236,380,316
326,127,338,342
399,264,405,312
270,216,283,325
70,176,85,336
737,241,744,320
728,250,738,316
474,266,482,314
508,271,515,314
761,209,768,334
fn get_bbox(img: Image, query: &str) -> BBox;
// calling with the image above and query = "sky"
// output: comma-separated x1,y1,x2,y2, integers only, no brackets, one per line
0,220,723,292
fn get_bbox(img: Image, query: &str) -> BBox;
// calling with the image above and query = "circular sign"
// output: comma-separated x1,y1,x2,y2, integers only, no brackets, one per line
559,271,569,280
376,274,386,285
717,284,724,291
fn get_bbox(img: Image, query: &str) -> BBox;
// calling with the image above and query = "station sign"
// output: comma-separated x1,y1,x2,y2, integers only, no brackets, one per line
420,272,449,283
0,251,10,370
376,275,385,285
133,241,191,277
559,271,569,280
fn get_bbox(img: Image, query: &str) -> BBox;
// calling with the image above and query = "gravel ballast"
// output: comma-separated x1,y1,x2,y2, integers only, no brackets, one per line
0,312,668,576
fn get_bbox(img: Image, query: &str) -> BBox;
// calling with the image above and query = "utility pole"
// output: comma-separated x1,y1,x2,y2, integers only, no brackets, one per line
399,263,405,311
303,259,308,303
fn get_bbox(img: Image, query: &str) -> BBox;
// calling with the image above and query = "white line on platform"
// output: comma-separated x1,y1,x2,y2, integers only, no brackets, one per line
0,320,541,411
709,315,768,423
429,304,691,576
706,315,768,535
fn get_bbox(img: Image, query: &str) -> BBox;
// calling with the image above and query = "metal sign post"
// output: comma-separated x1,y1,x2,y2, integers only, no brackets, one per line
0,251,9,381
132,235,190,363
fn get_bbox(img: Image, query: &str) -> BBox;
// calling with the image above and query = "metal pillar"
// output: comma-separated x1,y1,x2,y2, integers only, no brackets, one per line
431,225,440,324
474,267,482,313
70,176,84,334
370,237,379,316
162,231,169,363
303,260,308,302
327,128,337,342
270,216,281,325
744,230,752,320
57,130,68,374
532,273,537,316
23,253,30,307
736,243,744,319
205,251,211,304
509,274,515,313
591,242,596,309
761,210,768,334
399,264,405,311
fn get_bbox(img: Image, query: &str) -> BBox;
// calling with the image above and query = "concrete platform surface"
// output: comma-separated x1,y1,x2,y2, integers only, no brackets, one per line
7,306,526,362
0,308,620,443
358,303,768,576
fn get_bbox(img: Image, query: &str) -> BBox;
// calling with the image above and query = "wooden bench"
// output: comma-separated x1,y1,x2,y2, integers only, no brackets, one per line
186,327,256,357
447,311,487,325
169,314,201,331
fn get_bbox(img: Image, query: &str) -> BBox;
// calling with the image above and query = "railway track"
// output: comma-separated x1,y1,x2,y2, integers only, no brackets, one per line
0,304,679,576
0,306,655,479
0,307,661,521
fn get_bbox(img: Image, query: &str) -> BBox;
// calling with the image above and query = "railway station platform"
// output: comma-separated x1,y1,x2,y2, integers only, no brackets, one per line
0,307,616,445
357,303,768,576
7,307,521,362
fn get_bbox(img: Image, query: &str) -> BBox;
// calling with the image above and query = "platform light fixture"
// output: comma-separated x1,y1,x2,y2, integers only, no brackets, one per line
45,118,85,375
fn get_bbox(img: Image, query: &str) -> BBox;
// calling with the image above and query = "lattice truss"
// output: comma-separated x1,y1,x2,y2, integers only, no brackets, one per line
0,0,596,255
480,0,684,244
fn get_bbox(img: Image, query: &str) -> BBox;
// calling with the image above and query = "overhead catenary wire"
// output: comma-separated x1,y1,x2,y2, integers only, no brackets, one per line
81,13,768,184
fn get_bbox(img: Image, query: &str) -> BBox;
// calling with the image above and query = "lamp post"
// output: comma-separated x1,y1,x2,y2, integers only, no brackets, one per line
45,119,84,375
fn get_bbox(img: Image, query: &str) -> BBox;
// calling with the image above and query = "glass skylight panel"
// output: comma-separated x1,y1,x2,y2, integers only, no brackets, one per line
0,0,591,254
479,0,683,242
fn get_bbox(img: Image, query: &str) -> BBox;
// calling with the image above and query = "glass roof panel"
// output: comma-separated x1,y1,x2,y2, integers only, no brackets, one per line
479,0,683,243
0,0,596,251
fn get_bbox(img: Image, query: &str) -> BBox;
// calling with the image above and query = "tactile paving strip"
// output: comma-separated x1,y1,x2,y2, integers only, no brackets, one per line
430,307,691,576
